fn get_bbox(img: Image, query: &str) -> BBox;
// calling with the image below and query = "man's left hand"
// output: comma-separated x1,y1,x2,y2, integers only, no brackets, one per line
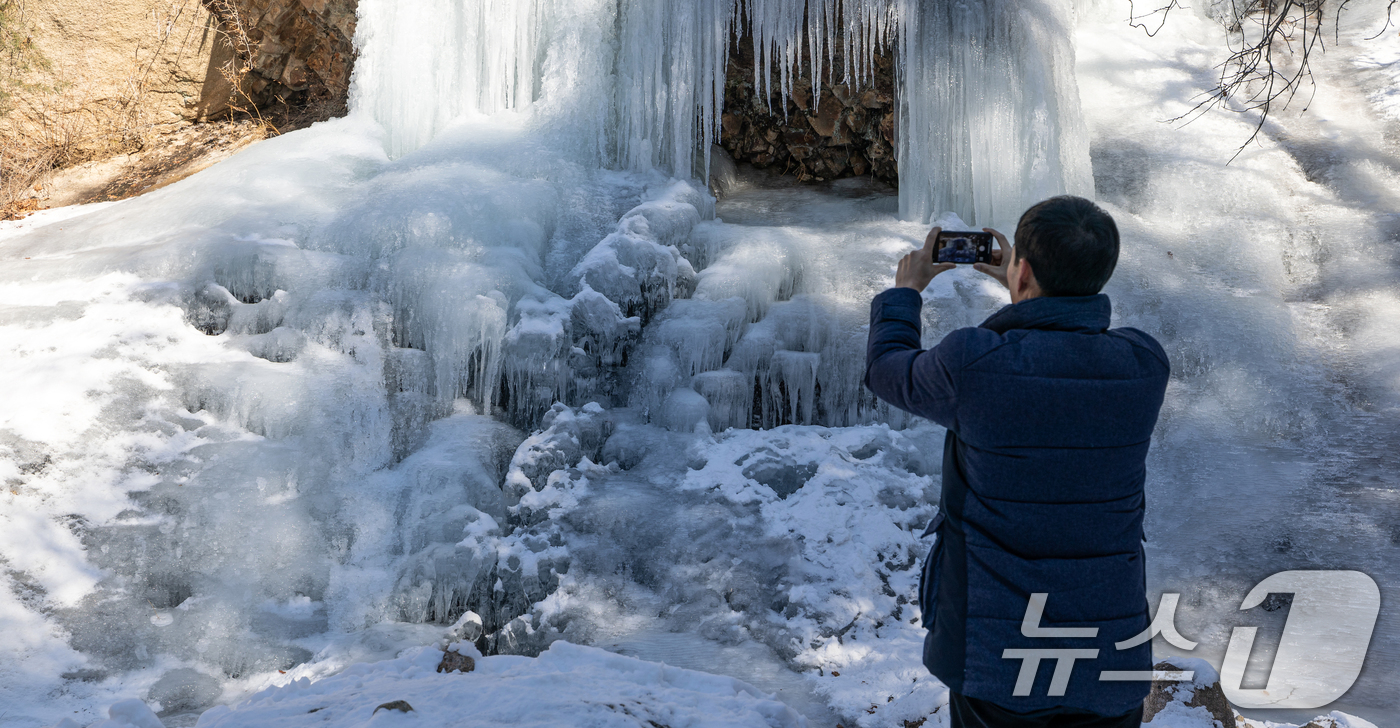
896,227,956,292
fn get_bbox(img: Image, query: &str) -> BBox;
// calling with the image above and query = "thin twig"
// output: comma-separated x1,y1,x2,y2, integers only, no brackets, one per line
1127,0,1184,38
1363,0,1398,40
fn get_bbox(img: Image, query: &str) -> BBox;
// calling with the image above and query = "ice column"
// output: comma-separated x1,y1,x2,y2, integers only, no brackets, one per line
352,0,547,156
612,0,732,177
765,350,821,426
744,0,897,108
896,0,1092,226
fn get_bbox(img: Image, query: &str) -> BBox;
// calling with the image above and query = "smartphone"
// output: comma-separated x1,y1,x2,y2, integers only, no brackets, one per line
935,231,995,265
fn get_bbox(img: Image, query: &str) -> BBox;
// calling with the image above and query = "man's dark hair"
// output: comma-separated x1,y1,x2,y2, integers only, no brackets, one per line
1012,195,1119,297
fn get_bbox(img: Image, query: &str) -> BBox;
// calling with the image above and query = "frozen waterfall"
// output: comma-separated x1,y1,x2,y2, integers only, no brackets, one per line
1,0,1398,726
350,0,1085,224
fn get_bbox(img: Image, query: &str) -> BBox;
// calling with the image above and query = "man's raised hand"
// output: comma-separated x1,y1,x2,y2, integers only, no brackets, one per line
896,227,956,292
972,228,1011,290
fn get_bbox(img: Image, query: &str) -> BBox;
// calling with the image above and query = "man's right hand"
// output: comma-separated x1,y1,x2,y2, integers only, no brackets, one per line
973,228,1011,290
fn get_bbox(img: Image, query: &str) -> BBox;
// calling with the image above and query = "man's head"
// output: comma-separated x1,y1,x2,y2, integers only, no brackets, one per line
1010,196,1119,298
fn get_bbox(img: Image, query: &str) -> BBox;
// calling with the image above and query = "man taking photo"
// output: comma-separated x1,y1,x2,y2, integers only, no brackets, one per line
865,196,1170,728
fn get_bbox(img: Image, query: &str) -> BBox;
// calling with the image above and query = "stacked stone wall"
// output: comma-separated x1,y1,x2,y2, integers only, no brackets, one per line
719,33,897,185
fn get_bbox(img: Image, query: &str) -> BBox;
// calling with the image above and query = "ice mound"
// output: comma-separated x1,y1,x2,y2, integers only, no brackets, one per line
0,113,705,725
626,194,1010,434
503,179,709,424
458,403,949,726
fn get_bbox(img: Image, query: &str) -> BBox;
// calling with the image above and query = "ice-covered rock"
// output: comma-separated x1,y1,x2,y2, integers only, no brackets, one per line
504,403,610,511
147,668,223,716
660,387,711,432
566,180,708,323
502,289,638,424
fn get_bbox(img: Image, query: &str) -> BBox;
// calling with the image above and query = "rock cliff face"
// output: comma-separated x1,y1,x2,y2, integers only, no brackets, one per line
0,0,215,127
197,0,357,120
719,32,897,186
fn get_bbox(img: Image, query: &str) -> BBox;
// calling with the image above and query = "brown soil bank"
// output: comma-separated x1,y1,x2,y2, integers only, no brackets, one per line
1,0,355,220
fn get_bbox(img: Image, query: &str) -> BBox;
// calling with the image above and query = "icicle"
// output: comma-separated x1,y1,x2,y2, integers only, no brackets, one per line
646,298,748,376
380,252,510,414
694,369,754,430
353,0,902,178
765,350,821,426
612,0,737,177
501,295,575,423
649,316,729,378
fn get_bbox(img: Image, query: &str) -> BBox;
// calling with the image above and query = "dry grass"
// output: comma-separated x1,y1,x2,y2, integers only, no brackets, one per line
0,0,223,219
202,0,260,121
1,0,346,219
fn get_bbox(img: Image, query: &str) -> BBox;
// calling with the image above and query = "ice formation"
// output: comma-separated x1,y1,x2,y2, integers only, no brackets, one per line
896,0,1092,224
2,0,1399,726
351,0,1075,223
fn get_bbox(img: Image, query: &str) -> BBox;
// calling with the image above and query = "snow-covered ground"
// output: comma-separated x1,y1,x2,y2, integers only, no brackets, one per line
1074,2,1400,723
2,0,1398,726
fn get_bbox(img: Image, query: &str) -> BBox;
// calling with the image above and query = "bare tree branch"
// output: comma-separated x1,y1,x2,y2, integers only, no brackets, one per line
1164,0,1327,162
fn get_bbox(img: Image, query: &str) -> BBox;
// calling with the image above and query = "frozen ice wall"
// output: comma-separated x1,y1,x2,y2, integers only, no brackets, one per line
349,0,1080,224
350,0,735,171
340,0,1091,436
351,0,549,157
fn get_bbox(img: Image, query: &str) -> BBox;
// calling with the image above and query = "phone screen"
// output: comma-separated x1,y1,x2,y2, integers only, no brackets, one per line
935,231,995,265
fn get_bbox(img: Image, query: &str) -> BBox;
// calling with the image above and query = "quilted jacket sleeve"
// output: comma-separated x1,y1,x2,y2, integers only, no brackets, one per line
864,287,964,429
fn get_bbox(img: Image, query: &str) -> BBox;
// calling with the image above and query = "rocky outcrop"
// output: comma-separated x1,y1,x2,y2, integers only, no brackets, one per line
196,0,358,120
1144,660,1237,728
436,648,477,674
0,0,216,127
719,32,897,185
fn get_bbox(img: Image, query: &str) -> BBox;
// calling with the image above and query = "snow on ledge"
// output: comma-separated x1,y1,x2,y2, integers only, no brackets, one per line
183,640,807,728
